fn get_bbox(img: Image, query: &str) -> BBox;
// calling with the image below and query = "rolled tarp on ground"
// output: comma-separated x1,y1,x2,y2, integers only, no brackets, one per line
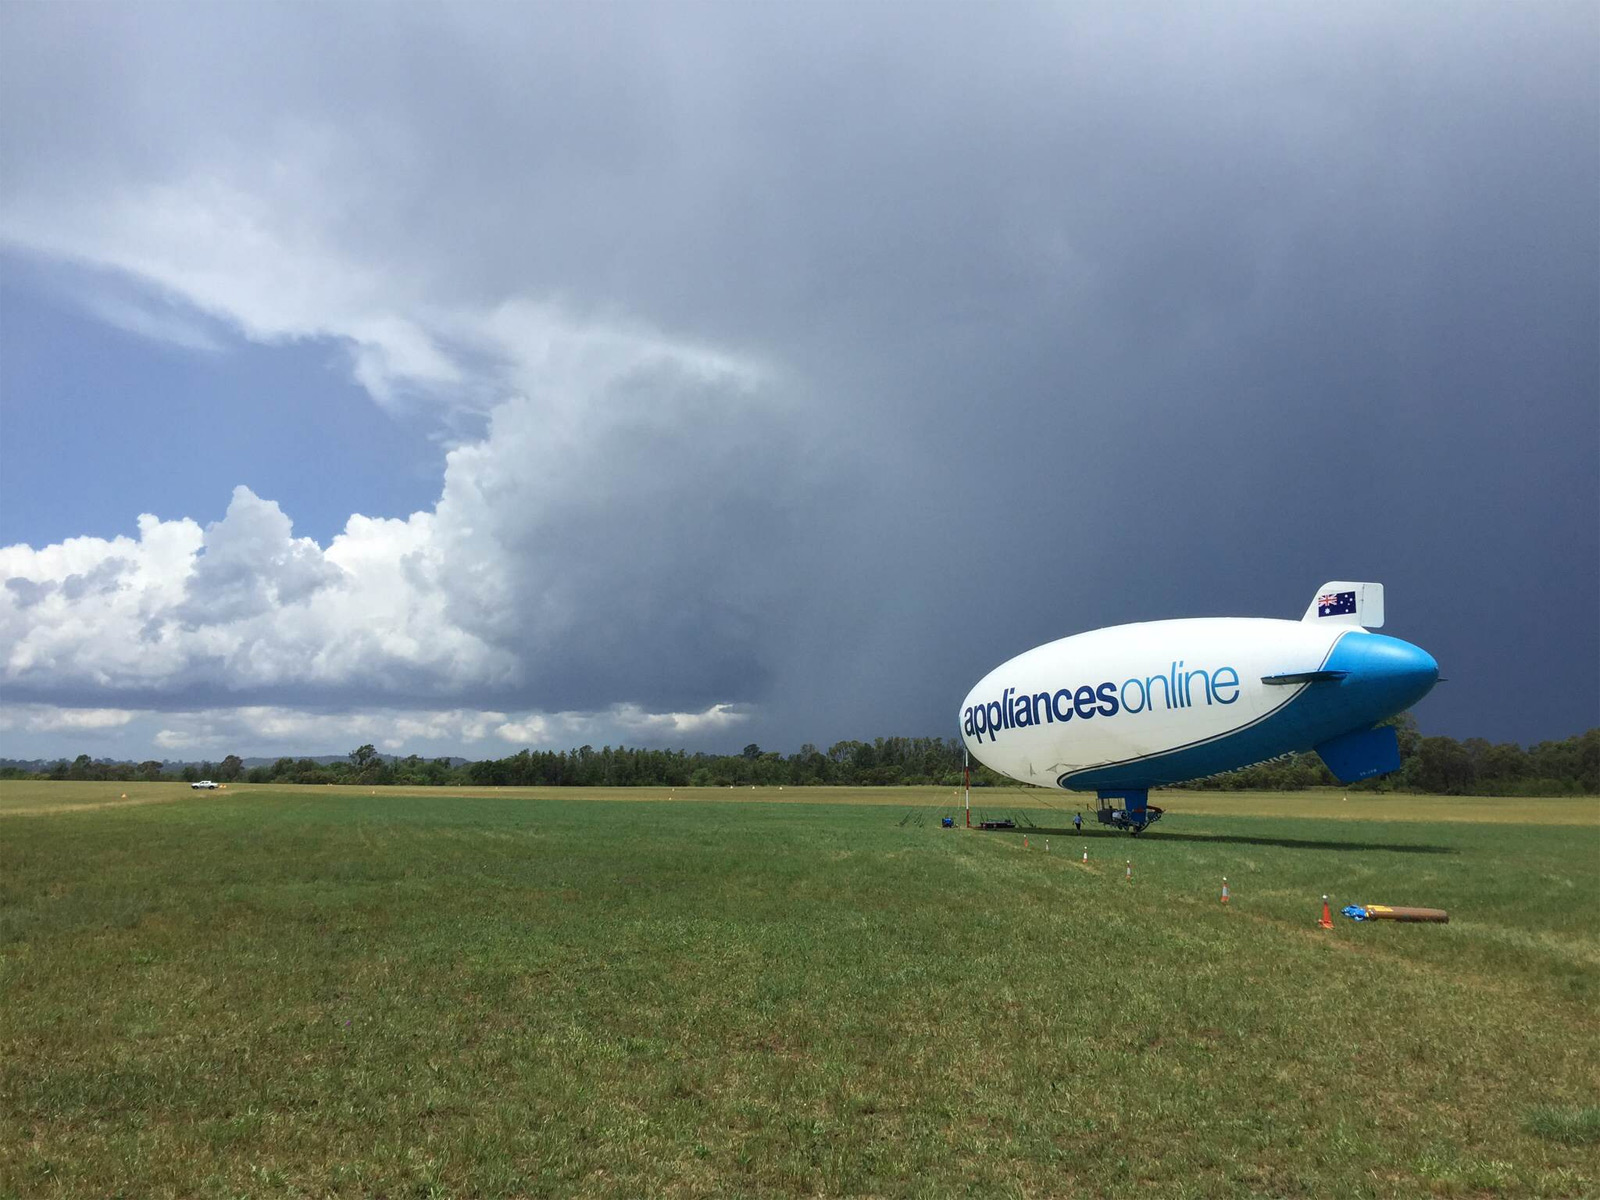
1344,904,1449,923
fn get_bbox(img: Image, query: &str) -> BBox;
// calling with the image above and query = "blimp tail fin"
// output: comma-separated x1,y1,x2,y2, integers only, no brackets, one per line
1302,581,1384,628
1316,725,1402,783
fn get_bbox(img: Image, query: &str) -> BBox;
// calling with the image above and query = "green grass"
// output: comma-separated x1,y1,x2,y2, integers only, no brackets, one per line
1525,1107,1600,1147
2,783,1596,1198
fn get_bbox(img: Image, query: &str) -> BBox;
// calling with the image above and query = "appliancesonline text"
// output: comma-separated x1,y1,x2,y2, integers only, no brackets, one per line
963,661,1240,744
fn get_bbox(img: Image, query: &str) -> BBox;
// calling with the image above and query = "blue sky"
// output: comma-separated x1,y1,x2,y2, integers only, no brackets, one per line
1,2,1595,762
1,261,446,547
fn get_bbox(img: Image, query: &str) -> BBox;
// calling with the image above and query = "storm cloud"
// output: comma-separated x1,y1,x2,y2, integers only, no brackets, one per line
1,1,1595,757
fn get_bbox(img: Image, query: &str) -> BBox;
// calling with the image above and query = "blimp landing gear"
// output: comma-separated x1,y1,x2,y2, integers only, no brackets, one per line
1096,789,1164,834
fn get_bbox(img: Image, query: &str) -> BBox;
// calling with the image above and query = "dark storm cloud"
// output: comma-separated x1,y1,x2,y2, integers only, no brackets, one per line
2,1,1594,748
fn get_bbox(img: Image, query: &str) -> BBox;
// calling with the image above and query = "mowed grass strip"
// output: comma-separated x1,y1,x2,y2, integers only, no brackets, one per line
12,780,1588,824
1,783,1595,1198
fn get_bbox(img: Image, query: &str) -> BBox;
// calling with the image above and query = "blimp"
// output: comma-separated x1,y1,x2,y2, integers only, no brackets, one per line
959,582,1439,833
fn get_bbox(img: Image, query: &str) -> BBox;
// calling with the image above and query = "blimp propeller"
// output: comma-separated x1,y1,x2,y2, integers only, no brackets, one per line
958,582,1439,833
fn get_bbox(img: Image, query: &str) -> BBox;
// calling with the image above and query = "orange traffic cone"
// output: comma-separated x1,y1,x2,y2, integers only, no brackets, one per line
1319,895,1334,929
1221,877,1229,905
1082,847,1088,864
1023,835,1029,849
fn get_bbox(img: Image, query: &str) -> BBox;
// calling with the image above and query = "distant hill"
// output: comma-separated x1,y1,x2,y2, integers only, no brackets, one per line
0,754,471,770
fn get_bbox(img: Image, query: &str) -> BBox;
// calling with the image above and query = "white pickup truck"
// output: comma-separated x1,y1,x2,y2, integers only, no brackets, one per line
190,780,219,789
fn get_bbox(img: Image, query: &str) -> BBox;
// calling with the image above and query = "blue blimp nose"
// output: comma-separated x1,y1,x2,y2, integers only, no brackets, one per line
1325,632,1440,722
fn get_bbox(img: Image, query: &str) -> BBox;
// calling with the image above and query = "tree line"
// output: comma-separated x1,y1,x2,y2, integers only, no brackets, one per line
5,717,1596,795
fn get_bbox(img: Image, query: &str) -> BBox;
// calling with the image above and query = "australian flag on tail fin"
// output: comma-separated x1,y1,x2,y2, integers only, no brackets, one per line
1317,590,1357,617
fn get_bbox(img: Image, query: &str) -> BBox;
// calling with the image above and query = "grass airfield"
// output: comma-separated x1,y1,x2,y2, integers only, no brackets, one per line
2,783,1596,1198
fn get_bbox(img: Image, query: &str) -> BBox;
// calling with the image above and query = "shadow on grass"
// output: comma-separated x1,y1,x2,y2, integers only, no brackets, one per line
1003,827,1458,854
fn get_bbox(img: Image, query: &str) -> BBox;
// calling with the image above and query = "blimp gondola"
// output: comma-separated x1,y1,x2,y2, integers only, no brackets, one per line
959,582,1439,833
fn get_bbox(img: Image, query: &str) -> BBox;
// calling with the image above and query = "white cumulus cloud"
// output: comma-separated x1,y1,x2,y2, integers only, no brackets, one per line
1,483,501,699
0,706,136,733
106,701,743,755
1,339,817,751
